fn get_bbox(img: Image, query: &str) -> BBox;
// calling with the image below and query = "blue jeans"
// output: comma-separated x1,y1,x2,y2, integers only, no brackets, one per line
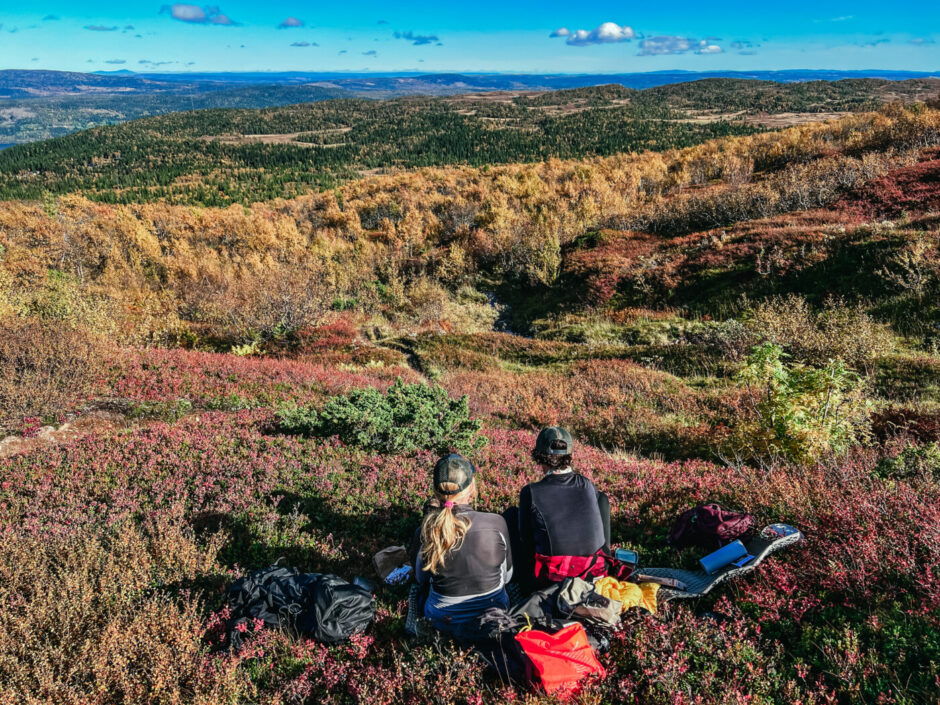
424,588,510,638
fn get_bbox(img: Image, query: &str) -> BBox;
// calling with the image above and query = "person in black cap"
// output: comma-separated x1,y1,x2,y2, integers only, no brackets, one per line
414,453,513,637
516,427,611,590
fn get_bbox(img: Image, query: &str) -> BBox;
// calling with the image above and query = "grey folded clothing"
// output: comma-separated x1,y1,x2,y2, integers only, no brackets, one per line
557,577,622,628
373,545,410,580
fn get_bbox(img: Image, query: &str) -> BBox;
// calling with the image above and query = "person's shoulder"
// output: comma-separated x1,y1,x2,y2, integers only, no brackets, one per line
466,510,509,530
574,472,601,490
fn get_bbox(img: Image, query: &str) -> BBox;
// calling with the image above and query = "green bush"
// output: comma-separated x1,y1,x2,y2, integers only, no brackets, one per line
874,442,940,481
126,398,194,423
729,343,871,465
277,379,486,455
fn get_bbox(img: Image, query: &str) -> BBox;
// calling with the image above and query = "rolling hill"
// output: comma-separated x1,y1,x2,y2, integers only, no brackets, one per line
3,77,939,206
0,84,760,205
1,69,938,146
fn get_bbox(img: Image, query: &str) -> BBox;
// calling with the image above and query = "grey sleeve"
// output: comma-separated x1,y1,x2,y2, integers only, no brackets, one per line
499,530,513,584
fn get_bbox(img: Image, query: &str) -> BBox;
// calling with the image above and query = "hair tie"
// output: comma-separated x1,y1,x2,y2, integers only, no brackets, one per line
443,501,455,508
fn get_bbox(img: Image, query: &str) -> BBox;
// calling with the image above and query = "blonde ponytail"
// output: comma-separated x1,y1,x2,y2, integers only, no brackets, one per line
420,481,474,574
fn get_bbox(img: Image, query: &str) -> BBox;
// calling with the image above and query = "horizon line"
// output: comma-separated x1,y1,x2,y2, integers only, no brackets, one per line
7,67,938,78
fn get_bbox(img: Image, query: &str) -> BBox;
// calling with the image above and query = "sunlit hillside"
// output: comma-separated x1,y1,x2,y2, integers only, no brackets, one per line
1,84,939,704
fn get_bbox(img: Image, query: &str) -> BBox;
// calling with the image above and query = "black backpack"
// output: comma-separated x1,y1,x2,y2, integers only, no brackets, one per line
226,564,374,650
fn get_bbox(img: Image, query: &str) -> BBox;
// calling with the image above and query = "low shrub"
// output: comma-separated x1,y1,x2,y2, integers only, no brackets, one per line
443,358,720,460
0,316,107,433
744,295,894,372
277,379,486,456
182,264,334,346
0,518,239,704
126,398,195,423
729,343,871,465
536,315,696,347
108,347,421,410
683,319,753,361
872,406,940,443
874,353,940,403
874,441,940,481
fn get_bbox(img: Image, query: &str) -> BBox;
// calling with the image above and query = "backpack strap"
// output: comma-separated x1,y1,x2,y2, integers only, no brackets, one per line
591,550,635,581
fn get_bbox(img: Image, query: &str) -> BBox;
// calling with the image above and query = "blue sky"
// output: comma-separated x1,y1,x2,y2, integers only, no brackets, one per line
0,1,938,74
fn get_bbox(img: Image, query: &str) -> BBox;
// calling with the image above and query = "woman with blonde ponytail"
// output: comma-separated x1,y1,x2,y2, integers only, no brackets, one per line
415,454,513,637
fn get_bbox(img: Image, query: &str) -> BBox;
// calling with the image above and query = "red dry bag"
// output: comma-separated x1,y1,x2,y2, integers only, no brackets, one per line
514,623,606,697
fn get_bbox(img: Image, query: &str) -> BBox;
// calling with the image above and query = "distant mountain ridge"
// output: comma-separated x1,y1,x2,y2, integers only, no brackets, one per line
2,69,939,148
7,68,940,98
0,70,205,98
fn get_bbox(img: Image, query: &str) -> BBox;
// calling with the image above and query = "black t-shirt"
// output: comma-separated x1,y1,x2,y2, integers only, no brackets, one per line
519,472,609,559
415,505,513,598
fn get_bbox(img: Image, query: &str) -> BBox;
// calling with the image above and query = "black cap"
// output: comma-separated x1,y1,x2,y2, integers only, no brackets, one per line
535,427,574,456
433,454,476,495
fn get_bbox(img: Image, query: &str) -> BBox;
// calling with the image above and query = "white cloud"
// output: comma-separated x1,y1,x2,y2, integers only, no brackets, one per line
696,41,723,54
164,4,205,22
278,17,304,29
559,21,635,46
638,36,694,55
637,35,723,56
159,5,238,26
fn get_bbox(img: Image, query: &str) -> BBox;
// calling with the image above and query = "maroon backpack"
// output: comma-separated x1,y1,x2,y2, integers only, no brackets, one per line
668,503,755,550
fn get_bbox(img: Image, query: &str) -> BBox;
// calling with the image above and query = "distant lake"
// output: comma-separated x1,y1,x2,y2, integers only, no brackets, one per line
0,144,14,151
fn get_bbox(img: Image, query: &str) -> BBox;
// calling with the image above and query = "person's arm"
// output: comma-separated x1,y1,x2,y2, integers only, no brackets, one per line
407,524,422,571
598,491,611,552
517,486,535,591
497,516,514,585
414,545,429,587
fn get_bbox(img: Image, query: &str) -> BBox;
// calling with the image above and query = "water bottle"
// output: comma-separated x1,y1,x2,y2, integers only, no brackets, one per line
699,540,748,575
613,547,638,565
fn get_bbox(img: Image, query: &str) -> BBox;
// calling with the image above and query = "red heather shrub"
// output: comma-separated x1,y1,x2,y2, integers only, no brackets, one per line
872,406,940,443
263,317,407,367
18,416,42,439
1,374,938,702
284,318,357,355
108,347,422,410
836,148,940,219
563,230,661,306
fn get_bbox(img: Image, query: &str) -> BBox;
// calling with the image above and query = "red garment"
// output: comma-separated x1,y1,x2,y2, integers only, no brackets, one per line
533,551,607,582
